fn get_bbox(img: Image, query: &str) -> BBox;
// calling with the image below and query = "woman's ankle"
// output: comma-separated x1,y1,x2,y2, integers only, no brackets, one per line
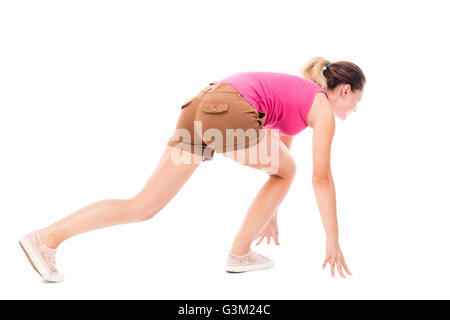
229,244,252,256
37,229,60,249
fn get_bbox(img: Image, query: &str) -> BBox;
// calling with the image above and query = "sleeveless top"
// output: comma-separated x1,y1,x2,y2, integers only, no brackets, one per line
210,71,329,136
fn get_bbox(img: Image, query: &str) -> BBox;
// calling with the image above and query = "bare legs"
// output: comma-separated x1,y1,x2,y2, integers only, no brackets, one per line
37,129,295,262
221,129,296,256
38,145,203,249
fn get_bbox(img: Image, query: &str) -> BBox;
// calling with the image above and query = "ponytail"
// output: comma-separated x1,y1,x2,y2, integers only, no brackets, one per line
300,56,366,92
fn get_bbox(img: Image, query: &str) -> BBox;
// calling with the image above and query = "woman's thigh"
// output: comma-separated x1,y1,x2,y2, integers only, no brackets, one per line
221,128,296,179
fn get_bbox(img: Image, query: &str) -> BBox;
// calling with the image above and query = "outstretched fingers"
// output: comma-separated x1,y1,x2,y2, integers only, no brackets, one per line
323,256,352,278
342,258,352,276
322,257,336,278
336,261,345,278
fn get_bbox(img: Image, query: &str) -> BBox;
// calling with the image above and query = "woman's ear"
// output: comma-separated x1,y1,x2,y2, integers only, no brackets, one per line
339,84,352,98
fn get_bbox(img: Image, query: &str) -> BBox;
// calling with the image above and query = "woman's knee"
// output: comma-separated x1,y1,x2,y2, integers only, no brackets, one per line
270,154,296,181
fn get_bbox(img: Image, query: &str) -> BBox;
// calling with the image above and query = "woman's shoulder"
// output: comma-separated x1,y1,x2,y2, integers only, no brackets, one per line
306,92,333,128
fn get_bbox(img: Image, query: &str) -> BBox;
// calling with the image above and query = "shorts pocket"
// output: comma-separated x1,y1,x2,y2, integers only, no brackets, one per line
200,102,230,114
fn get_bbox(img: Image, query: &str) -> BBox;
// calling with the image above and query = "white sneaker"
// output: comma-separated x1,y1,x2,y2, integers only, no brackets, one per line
19,231,64,282
225,249,274,273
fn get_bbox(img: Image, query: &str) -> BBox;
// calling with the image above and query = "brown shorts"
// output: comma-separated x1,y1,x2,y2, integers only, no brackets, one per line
167,82,267,161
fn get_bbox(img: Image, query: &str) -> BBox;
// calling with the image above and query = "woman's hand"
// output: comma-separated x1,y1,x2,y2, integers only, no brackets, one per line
322,237,352,278
254,215,280,246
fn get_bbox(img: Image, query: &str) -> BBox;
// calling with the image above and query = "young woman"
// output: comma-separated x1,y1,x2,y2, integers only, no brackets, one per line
19,56,366,282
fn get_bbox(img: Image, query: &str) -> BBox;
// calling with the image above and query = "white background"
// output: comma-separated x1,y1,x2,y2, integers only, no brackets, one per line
1,0,449,299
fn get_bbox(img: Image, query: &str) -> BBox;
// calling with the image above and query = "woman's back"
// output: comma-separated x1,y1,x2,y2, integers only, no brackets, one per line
211,71,329,135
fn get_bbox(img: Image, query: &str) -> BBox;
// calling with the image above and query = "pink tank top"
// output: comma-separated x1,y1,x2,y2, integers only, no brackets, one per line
210,71,329,136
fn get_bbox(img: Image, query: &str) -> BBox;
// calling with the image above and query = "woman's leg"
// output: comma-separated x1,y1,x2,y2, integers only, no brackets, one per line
38,145,203,249
221,129,296,256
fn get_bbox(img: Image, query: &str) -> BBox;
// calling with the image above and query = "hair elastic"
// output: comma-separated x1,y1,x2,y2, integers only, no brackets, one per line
325,61,333,69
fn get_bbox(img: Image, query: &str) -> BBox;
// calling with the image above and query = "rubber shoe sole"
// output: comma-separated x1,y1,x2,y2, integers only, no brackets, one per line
225,260,275,273
19,237,64,283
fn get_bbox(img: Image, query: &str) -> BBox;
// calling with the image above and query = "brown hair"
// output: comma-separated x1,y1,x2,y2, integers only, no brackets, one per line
300,56,366,92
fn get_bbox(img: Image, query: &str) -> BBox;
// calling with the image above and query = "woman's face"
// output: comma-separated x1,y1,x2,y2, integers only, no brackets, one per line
329,84,364,120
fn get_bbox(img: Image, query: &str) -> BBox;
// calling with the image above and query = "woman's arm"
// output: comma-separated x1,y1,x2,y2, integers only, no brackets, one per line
311,102,351,278
311,104,337,239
